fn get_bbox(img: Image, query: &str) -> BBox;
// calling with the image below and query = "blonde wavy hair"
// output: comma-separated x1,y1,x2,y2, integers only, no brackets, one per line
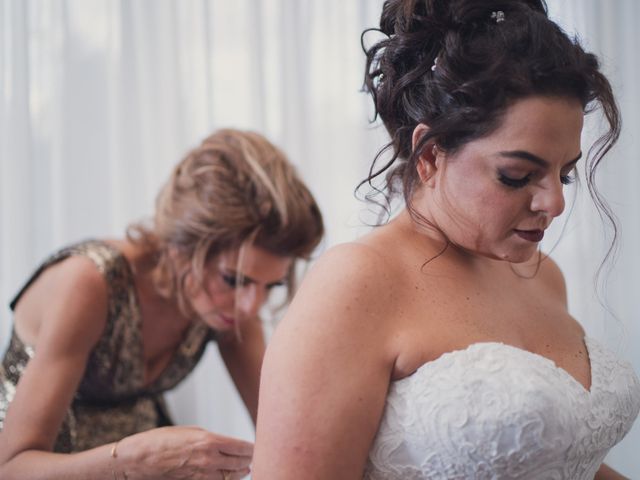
128,129,324,316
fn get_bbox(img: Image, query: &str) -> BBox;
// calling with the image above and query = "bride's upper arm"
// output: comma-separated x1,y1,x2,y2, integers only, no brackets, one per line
253,243,398,479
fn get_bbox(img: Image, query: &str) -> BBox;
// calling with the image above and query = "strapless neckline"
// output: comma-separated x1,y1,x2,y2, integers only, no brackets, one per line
399,337,594,395
364,335,640,480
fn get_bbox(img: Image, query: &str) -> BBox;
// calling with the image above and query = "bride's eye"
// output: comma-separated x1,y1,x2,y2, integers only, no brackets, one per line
498,173,532,189
560,169,576,185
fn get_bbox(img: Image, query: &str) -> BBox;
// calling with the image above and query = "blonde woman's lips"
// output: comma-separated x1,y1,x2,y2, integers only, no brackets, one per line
514,229,544,242
218,314,235,326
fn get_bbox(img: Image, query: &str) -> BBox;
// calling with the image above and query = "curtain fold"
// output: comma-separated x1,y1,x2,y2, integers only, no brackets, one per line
544,2,640,475
1,0,638,476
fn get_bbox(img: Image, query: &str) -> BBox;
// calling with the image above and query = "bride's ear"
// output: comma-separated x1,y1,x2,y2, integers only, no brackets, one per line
412,124,439,186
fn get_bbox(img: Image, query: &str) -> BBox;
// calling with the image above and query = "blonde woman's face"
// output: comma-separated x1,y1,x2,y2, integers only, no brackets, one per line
186,245,292,331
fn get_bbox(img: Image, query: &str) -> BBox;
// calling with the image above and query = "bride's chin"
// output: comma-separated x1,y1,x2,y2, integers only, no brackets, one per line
495,247,539,265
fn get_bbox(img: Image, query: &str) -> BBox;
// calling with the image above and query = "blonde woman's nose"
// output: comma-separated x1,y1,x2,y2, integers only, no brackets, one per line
237,285,267,318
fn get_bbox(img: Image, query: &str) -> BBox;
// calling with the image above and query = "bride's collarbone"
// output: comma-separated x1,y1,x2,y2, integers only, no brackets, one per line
389,282,582,382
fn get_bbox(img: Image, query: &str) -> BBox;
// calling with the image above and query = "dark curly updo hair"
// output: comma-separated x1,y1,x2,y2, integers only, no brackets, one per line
361,0,620,228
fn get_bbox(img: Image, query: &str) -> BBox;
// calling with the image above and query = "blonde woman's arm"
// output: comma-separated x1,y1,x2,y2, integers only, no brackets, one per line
218,317,267,424
0,257,252,480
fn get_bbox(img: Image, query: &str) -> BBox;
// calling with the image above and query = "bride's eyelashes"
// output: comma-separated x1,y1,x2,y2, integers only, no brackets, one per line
497,170,576,189
498,172,532,188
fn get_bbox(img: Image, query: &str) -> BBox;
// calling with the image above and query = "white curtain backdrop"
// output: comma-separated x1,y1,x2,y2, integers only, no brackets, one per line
0,0,638,477
542,2,640,475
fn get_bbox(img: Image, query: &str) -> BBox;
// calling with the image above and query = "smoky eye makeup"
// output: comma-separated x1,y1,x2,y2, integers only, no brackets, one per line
219,271,251,288
560,166,577,185
497,170,532,188
220,272,239,288
497,165,578,189
560,174,575,185
219,270,287,291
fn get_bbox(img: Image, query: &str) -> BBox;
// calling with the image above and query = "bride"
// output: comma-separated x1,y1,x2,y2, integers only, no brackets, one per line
252,1,640,478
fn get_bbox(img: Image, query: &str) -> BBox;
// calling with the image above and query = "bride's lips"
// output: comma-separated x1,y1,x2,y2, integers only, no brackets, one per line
514,229,544,242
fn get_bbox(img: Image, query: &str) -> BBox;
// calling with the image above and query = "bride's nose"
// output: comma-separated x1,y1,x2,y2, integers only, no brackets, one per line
529,180,566,219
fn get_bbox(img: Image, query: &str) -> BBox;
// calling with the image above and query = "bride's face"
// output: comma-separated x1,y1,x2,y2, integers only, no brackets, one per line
416,95,583,263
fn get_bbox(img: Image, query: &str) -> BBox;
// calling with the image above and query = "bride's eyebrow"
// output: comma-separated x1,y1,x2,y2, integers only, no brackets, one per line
498,150,582,168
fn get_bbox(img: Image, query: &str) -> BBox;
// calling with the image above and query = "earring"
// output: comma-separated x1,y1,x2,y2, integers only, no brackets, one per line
432,145,438,157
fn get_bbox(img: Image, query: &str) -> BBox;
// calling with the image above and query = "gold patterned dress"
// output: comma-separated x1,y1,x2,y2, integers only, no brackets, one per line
0,240,214,452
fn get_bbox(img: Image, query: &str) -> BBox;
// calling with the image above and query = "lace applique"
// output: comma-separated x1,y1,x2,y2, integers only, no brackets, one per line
364,337,640,480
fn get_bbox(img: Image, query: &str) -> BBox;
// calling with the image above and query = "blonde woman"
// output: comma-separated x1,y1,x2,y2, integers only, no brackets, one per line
0,129,323,480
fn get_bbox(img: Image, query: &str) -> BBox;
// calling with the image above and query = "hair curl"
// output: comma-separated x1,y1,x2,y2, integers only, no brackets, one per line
360,0,620,243
128,129,324,315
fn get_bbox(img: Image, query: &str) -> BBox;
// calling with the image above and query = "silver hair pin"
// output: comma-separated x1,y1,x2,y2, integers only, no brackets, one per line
491,10,506,23
431,56,439,72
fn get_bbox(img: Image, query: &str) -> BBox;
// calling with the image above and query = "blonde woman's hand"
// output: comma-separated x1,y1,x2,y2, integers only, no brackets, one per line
114,426,252,480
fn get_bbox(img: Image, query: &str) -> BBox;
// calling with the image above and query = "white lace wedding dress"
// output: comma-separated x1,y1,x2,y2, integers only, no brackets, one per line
364,337,640,479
